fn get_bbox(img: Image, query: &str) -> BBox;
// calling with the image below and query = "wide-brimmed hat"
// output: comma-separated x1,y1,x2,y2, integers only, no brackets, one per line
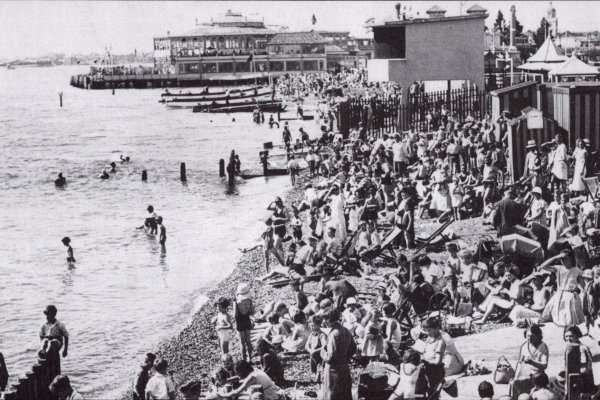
526,140,537,149
583,138,591,146
43,305,58,316
532,187,543,195
236,282,251,296
345,297,358,306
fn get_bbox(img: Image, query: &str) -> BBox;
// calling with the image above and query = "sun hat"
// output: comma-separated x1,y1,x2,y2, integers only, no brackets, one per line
583,138,591,146
345,297,358,306
526,140,537,149
236,282,251,297
532,187,543,195
582,269,594,279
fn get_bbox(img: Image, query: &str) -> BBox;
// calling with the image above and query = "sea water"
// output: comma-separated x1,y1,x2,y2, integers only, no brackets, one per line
0,66,296,397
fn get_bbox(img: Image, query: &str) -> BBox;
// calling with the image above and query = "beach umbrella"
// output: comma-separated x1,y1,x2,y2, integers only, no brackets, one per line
499,233,544,261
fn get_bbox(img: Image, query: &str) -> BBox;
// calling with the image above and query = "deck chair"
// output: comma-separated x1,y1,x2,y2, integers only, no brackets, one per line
371,226,403,263
414,217,454,253
583,176,599,200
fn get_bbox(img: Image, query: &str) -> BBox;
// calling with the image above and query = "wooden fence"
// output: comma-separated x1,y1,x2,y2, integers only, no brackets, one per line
338,87,491,138
1,347,60,400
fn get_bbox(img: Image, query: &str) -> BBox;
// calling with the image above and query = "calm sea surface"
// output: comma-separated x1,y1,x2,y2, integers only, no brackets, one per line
0,66,297,397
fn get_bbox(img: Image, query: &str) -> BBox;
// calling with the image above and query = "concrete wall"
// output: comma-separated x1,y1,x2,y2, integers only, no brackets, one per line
368,17,485,103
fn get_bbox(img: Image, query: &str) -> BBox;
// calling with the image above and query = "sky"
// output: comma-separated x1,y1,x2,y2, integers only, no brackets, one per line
0,1,599,59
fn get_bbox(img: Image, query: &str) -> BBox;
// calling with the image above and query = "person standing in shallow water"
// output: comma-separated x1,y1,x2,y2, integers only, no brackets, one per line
61,237,75,263
157,216,166,247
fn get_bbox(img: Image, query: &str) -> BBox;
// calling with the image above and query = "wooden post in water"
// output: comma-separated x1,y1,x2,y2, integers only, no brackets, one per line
141,170,148,181
58,92,63,108
219,159,225,177
180,163,187,182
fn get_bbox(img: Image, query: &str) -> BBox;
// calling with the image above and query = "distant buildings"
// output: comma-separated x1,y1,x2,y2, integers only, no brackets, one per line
151,10,373,82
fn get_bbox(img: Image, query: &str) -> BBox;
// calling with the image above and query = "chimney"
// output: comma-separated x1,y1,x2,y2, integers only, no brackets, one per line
395,3,401,20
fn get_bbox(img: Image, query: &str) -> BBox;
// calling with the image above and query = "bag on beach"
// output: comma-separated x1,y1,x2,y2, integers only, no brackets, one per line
493,355,515,384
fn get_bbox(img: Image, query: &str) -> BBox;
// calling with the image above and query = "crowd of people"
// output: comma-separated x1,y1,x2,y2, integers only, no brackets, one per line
5,72,600,400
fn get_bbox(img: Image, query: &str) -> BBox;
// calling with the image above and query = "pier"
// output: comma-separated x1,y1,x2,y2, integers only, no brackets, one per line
70,73,270,90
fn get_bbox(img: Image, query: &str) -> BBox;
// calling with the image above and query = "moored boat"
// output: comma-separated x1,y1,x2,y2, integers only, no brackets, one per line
163,88,273,106
160,86,263,98
193,100,284,114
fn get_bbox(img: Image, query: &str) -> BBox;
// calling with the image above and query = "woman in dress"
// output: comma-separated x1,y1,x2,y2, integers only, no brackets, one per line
514,324,549,397
508,272,552,323
540,250,586,327
549,134,569,193
569,139,587,195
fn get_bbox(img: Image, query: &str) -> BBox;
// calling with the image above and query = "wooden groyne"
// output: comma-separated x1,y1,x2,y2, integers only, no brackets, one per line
1,347,61,400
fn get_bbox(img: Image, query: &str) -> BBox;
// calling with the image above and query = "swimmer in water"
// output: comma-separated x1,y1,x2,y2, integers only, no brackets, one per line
110,162,117,173
120,155,130,163
100,170,110,180
55,173,66,187
157,216,166,246
61,237,76,263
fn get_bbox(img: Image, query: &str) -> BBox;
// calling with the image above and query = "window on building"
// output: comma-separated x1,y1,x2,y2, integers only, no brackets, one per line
179,63,184,74
219,62,234,73
269,61,284,71
303,60,318,71
184,63,200,74
235,62,250,73
201,63,217,73
373,27,405,59
286,60,302,71
255,61,268,72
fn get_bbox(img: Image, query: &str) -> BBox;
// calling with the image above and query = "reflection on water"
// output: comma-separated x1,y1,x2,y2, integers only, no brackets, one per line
0,65,301,397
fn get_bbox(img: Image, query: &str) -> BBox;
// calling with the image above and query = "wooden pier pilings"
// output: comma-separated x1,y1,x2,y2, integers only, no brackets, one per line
1,347,61,400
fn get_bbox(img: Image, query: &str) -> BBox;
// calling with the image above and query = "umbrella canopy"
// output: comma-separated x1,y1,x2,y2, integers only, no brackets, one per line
499,233,544,260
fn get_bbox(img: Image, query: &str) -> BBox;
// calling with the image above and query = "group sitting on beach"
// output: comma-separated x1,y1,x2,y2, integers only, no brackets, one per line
184,94,600,399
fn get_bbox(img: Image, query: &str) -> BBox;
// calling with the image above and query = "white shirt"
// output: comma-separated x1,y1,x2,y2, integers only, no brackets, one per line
392,142,408,162
145,372,175,400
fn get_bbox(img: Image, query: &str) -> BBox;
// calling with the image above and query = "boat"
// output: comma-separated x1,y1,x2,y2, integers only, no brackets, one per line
163,88,273,106
6,64,15,70
193,100,285,114
160,86,263,98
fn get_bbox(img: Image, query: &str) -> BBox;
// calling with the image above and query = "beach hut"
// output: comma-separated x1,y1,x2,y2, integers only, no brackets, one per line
548,55,600,82
518,37,566,82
